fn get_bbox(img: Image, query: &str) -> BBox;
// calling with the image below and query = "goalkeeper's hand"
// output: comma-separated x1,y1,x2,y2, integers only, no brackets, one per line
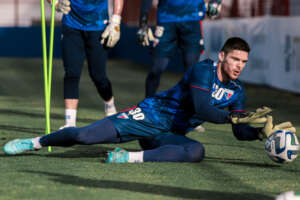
100,14,121,48
260,115,296,138
229,106,272,124
206,0,222,19
136,26,156,46
48,0,71,14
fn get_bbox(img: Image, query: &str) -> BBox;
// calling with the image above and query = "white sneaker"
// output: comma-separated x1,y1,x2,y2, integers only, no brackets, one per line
105,103,117,116
59,124,75,130
194,125,205,132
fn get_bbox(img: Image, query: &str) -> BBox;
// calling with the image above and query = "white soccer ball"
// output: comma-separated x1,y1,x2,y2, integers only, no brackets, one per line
265,129,299,163
276,191,300,200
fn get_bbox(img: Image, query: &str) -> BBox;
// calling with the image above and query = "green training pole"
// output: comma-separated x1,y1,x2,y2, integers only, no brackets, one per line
46,0,57,152
40,0,56,152
40,0,50,142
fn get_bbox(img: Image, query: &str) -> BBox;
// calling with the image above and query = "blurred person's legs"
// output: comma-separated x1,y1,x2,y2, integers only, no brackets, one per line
145,22,176,97
61,24,86,128
145,56,169,97
85,30,116,116
179,21,205,132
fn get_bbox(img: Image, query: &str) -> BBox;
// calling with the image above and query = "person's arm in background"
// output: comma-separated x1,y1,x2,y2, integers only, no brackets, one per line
112,0,124,16
136,0,156,46
101,0,124,48
140,0,154,26
47,0,71,14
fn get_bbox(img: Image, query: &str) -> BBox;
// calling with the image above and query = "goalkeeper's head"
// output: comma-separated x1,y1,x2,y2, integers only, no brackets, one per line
218,37,251,82
221,37,251,54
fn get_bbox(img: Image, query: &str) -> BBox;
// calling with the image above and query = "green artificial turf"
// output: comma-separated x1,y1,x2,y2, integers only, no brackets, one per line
0,58,299,200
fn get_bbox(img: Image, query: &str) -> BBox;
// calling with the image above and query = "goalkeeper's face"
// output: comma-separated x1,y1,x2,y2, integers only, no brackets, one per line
219,50,248,80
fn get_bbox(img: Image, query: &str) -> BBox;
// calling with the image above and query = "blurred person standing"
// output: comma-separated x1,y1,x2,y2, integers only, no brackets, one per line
137,0,222,132
48,0,124,129
137,0,222,98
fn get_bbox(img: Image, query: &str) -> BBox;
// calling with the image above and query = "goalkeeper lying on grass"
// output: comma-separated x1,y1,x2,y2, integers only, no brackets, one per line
3,37,295,163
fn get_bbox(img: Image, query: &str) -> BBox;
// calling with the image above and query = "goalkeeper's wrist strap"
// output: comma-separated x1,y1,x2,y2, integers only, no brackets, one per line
256,127,265,141
110,14,121,25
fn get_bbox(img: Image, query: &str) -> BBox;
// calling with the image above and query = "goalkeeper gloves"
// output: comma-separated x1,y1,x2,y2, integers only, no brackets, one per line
48,0,71,15
206,0,222,19
137,27,156,46
101,14,121,48
259,115,296,138
229,106,272,124
136,12,156,46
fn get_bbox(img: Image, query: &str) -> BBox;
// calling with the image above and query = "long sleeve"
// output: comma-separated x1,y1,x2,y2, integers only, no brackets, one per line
189,62,230,124
191,87,230,123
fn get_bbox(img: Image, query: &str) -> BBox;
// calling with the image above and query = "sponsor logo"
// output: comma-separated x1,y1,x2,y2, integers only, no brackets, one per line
117,113,129,119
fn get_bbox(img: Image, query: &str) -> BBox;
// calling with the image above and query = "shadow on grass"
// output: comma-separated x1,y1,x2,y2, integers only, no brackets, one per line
41,145,140,159
202,142,264,151
23,170,273,200
0,145,140,160
0,124,44,135
0,108,96,123
205,156,300,173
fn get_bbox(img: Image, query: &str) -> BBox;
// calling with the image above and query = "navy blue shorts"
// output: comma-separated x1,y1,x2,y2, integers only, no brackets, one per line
152,20,204,57
108,106,171,142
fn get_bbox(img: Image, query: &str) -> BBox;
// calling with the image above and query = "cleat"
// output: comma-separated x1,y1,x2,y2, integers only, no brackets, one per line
106,147,129,163
3,139,35,155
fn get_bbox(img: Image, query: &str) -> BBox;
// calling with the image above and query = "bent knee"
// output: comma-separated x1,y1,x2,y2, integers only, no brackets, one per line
186,143,205,162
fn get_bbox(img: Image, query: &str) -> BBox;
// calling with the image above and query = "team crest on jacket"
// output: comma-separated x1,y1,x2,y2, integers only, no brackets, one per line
224,89,234,100
117,113,129,119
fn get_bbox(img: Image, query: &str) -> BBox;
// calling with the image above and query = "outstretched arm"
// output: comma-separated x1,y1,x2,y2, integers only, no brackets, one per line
232,124,262,141
232,115,296,141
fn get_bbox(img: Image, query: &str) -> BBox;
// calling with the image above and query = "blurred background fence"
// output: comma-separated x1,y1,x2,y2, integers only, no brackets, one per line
1,0,300,93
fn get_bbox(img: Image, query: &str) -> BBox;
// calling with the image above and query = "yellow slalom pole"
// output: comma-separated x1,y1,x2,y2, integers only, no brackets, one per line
40,0,56,152
46,0,57,152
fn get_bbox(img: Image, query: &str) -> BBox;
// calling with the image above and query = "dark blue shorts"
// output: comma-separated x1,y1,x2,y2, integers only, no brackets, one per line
108,106,171,142
152,20,204,57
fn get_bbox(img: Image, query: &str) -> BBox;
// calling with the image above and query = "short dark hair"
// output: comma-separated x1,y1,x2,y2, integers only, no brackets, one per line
221,37,250,54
